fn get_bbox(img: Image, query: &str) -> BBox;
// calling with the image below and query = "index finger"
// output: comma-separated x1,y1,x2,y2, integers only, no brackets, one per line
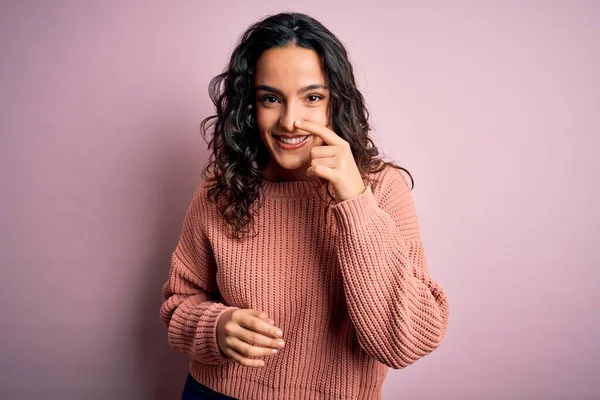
239,314,283,338
294,120,345,146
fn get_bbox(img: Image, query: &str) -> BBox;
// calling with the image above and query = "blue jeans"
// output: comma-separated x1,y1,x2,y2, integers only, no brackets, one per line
181,372,238,400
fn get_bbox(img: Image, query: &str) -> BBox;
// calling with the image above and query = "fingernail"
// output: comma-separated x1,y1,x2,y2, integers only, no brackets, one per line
272,349,278,354
295,120,302,125
259,361,265,366
278,341,285,348
276,330,283,337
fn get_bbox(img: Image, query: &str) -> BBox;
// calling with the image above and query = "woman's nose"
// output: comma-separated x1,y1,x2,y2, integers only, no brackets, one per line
279,103,301,132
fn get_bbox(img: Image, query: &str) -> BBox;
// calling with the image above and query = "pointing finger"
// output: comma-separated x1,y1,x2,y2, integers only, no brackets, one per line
294,120,345,146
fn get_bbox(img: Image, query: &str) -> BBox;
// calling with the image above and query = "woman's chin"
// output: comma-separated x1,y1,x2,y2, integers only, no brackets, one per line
264,156,311,180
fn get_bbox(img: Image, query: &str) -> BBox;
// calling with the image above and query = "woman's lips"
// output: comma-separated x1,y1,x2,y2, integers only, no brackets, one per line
273,134,312,150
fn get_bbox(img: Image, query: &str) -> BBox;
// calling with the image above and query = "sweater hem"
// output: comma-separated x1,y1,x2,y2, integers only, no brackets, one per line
190,365,382,400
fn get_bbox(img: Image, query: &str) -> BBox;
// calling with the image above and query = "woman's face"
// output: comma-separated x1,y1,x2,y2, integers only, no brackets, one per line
254,45,330,181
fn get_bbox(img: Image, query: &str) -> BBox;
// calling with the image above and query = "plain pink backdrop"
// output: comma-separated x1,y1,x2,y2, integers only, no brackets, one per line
1,1,598,399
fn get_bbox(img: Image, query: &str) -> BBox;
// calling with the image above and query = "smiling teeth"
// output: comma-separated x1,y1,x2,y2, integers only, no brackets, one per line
277,135,309,144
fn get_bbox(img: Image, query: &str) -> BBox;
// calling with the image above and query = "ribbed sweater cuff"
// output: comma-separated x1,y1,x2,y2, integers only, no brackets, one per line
170,301,239,365
200,303,240,364
331,185,379,232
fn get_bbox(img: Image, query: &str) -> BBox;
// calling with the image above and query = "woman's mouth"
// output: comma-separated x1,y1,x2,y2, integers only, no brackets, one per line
274,135,311,150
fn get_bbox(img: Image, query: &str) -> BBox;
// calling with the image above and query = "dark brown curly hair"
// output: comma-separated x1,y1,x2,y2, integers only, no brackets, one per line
200,12,413,239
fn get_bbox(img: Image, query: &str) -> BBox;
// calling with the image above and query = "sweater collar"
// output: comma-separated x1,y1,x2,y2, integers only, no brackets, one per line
260,178,331,198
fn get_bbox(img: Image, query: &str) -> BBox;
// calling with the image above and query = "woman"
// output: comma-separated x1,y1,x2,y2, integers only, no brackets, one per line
160,11,450,400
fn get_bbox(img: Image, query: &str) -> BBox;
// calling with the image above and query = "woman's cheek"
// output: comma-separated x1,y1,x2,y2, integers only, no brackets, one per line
255,108,272,136
304,105,329,126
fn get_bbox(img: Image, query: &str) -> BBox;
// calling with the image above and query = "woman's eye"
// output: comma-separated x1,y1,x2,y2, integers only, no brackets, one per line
307,95,323,102
261,95,279,104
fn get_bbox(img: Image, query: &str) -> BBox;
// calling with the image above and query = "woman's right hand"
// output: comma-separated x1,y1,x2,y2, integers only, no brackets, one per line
217,308,285,367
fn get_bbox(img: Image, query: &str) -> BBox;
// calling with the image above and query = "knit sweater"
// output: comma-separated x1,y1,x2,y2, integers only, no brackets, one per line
160,164,450,400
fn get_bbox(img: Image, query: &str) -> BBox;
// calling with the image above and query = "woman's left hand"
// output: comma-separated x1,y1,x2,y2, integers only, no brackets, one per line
295,120,366,203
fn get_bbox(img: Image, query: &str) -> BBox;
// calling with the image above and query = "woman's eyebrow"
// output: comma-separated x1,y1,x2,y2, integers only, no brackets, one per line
255,84,329,95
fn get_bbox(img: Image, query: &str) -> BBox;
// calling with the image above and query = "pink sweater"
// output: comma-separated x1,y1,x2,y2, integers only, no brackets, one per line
160,164,450,399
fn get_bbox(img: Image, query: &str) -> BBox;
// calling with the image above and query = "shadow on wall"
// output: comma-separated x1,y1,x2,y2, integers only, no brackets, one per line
133,120,209,400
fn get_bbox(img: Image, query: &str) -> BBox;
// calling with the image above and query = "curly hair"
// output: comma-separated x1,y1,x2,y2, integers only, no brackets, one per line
200,12,413,239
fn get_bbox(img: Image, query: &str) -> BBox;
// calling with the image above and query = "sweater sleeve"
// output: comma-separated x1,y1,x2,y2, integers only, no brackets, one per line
330,167,450,369
159,185,238,365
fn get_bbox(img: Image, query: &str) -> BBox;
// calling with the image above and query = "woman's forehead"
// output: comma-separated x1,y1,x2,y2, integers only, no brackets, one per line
255,46,326,90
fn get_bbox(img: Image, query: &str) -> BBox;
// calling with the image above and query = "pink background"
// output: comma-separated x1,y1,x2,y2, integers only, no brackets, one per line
1,1,598,399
